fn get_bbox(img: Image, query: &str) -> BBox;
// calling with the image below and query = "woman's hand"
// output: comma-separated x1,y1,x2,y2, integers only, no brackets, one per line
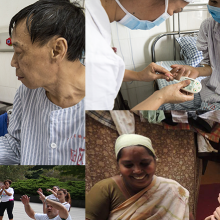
20,195,30,205
138,62,174,82
213,207,220,220
38,188,43,193
205,194,220,220
37,190,46,202
47,189,52,192
157,80,194,104
1,185,5,190
170,64,199,80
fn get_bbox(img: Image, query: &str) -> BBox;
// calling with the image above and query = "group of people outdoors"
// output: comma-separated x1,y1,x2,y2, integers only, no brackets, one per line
0,181,72,220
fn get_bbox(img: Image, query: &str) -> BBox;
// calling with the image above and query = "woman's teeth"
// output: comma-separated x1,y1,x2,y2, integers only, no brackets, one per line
133,175,146,180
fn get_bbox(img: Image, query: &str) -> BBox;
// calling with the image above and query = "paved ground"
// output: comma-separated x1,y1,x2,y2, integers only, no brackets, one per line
2,201,85,220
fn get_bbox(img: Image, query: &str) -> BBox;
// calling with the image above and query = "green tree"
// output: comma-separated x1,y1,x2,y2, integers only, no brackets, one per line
11,176,85,200
55,166,85,180
0,165,34,182
25,166,56,179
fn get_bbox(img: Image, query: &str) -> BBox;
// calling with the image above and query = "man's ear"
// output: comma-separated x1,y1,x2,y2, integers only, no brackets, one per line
51,37,68,61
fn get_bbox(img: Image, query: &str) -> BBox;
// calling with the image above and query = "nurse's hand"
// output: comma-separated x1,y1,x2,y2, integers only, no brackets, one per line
132,80,194,110
138,62,174,82
171,64,199,80
158,80,194,104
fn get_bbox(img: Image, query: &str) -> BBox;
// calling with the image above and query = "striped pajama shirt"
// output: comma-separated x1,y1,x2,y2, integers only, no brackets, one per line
197,17,220,103
0,84,85,165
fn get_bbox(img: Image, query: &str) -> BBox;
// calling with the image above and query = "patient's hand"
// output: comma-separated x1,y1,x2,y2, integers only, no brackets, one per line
170,64,199,80
158,80,194,104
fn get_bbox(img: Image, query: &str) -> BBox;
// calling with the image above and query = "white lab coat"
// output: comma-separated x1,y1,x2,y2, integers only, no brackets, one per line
85,0,125,110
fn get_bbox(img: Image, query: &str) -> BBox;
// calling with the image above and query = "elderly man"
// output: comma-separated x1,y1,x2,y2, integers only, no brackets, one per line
0,0,85,165
20,191,72,220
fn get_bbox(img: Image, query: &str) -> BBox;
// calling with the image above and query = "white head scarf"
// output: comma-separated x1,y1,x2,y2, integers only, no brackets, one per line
115,134,156,159
183,0,194,2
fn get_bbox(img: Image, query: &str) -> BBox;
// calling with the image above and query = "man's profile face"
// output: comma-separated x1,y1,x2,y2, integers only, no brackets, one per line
11,19,58,89
46,204,59,218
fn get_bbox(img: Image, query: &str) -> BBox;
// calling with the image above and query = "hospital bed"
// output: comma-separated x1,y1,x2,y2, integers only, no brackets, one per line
151,4,219,111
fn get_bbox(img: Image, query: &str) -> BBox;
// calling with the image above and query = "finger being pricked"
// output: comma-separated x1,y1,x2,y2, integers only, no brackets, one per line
154,63,174,81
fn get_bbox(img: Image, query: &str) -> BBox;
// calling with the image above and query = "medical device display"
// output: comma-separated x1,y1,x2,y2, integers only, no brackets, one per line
174,76,202,93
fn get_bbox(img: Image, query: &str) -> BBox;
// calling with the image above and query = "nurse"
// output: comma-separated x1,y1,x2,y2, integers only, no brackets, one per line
86,0,194,110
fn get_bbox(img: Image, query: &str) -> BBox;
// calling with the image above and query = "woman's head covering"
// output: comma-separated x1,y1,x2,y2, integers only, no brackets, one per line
183,0,194,2
115,134,156,158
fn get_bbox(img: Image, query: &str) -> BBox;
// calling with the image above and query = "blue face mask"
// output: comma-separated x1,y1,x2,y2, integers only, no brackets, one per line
115,0,170,30
207,5,220,23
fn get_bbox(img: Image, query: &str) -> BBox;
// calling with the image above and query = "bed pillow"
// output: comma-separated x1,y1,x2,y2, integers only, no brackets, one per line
175,36,203,67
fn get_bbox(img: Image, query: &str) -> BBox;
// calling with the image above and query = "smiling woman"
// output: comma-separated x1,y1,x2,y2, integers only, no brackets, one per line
86,134,190,220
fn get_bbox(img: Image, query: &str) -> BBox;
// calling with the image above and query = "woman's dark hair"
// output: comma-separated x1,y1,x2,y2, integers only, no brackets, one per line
117,145,156,162
58,188,71,210
4,179,12,185
9,0,85,62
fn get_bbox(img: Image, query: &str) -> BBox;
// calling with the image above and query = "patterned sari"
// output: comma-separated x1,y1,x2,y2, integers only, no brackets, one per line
109,176,189,220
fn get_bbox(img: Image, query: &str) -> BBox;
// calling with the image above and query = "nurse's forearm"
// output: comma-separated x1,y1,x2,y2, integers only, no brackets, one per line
123,69,140,82
197,65,212,77
131,91,164,110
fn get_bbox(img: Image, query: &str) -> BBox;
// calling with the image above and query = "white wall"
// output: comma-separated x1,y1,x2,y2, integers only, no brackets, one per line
111,2,210,108
0,0,85,104
0,0,36,104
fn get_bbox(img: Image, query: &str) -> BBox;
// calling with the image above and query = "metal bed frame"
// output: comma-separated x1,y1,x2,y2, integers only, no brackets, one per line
151,4,208,63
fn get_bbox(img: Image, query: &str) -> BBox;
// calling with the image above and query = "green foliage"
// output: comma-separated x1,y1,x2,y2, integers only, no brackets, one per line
11,176,85,200
55,165,85,180
0,165,35,182
25,166,56,179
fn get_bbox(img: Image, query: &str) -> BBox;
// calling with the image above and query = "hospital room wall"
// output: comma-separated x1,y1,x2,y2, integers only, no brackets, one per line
0,0,84,104
111,6,210,108
0,0,35,104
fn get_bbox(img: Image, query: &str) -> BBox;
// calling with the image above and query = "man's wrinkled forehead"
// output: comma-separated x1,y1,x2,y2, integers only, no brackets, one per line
11,19,31,48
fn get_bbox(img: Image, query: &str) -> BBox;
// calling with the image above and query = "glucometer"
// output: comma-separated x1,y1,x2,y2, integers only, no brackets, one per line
174,76,202,93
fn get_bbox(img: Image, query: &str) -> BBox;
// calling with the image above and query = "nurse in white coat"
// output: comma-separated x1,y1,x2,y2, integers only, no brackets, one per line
86,0,194,110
